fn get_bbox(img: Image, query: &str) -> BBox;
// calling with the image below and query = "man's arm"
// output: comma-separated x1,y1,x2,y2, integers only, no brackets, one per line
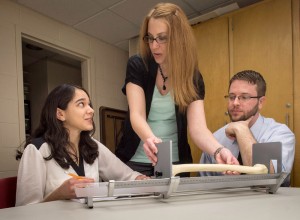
225,117,256,166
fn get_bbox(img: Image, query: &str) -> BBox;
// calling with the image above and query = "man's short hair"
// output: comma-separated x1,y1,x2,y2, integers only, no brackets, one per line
229,70,266,96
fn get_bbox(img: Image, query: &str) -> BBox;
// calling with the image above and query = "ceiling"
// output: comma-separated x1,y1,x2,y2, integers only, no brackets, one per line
13,0,262,67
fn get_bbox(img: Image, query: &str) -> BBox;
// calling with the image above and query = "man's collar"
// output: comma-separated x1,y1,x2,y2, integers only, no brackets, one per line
250,114,263,136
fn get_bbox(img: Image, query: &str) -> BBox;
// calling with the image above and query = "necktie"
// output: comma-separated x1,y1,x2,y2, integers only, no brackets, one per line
237,152,243,165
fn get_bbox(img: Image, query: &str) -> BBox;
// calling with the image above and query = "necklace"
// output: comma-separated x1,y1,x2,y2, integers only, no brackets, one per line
158,65,168,90
69,146,80,165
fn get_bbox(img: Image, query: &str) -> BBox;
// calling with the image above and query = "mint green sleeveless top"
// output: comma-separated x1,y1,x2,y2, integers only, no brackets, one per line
130,86,179,163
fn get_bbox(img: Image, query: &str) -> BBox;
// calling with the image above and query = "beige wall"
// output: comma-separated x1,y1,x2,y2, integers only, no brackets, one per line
129,37,139,57
0,0,128,178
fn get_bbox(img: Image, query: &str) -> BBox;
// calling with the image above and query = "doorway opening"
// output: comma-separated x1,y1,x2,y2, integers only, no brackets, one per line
21,37,83,137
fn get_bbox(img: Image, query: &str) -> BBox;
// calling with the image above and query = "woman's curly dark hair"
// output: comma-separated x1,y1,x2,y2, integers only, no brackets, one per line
16,84,99,169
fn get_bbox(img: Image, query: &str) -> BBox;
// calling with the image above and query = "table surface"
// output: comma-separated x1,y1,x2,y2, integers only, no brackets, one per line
1,187,299,220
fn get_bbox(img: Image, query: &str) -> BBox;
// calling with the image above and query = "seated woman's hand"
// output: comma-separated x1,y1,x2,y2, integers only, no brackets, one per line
45,177,94,201
61,177,94,199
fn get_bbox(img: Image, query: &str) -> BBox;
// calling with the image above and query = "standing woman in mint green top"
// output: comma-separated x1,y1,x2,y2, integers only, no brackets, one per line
116,3,239,176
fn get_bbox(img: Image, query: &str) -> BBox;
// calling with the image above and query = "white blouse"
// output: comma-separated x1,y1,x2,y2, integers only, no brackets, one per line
16,139,140,206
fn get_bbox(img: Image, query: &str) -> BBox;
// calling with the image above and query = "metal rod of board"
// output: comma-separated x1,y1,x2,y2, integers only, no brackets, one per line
75,172,288,208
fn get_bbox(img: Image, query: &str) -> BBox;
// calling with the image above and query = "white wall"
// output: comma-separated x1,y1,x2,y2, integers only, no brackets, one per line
0,0,128,178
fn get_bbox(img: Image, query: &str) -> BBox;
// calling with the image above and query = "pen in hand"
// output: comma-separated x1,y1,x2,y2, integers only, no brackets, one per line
65,171,87,180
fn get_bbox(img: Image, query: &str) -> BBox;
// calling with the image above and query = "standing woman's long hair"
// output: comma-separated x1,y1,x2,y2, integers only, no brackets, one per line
139,3,200,112
16,84,99,169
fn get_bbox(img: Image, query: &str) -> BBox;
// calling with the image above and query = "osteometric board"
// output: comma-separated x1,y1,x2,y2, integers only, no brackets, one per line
154,140,172,178
252,142,282,173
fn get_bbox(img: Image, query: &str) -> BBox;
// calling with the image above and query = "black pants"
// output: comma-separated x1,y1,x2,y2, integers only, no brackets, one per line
126,161,154,176
126,161,190,177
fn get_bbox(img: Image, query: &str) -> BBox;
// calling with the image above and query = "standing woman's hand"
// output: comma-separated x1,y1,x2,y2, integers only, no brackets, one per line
215,147,239,165
143,137,162,165
215,147,240,175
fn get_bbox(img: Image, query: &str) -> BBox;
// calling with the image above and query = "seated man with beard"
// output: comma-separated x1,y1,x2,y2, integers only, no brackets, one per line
200,70,295,185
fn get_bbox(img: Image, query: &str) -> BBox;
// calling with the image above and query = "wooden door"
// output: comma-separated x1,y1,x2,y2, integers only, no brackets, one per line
99,107,127,153
231,0,293,128
191,17,230,164
190,0,298,185
231,0,295,185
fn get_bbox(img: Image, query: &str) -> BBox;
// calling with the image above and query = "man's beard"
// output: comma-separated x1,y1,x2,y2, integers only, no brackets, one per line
229,103,259,122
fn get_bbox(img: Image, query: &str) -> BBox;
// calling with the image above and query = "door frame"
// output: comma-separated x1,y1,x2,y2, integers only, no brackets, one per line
15,30,93,144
